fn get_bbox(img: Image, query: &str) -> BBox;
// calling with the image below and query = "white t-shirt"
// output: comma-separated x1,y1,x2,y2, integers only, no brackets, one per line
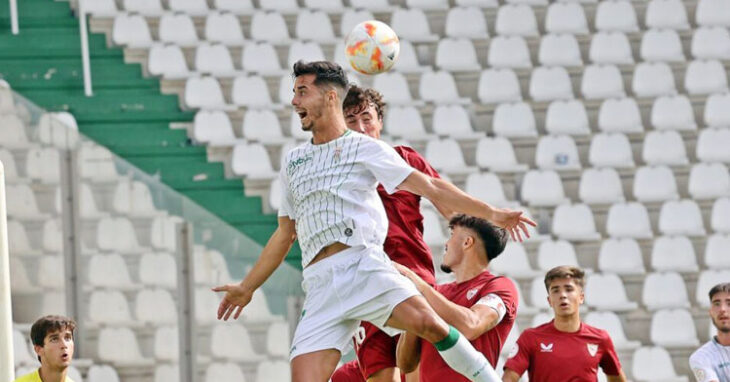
690,337,730,382
278,130,415,267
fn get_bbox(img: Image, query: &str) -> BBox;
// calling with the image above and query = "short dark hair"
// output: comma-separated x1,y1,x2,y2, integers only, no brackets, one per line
709,283,730,301
449,214,507,262
292,60,349,91
30,315,76,362
544,266,585,291
343,85,387,121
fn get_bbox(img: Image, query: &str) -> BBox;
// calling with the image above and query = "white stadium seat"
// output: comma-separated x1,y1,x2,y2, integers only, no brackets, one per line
98,327,150,365
529,66,574,101
195,44,236,76
111,180,158,217
579,167,624,204
250,12,290,43
424,139,477,175
87,254,137,289
488,36,531,69
634,166,680,202
642,130,688,166
475,137,528,172
581,64,625,100
456,0,499,7
287,41,326,68
210,324,265,362
184,77,227,109
552,203,601,241
479,69,522,103
641,29,685,62
266,321,291,357
545,2,589,34
6,184,47,220
598,238,646,275
205,12,245,45
373,72,416,105
153,326,179,361
585,311,641,350
465,173,512,207
87,365,121,382
507,0,547,5
493,102,536,137
712,197,730,233
260,0,298,12
112,14,153,47
136,289,178,325
537,240,581,271
205,363,245,382
13,329,34,366
420,71,469,104
391,8,438,42
606,202,653,239
535,135,581,170
632,62,676,97
242,42,283,75
643,272,691,310
588,133,635,168
8,220,41,257
83,0,118,16
148,45,191,79
25,147,60,183
585,273,638,311
650,309,699,347
496,4,538,37
422,209,447,246
0,150,20,183
658,200,706,236
139,252,177,289
406,0,449,9
589,32,634,65
598,98,643,133
545,100,590,136
646,0,690,29
192,110,238,145
214,0,254,13
256,361,291,382
489,242,540,278
685,60,729,95
521,170,569,206
123,0,163,14
539,34,582,67
689,162,730,199
432,105,480,139
529,276,551,310
445,7,488,38
697,270,730,307
154,365,179,382
88,290,134,326
159,14,198,47
305,0,344,9
38,255,64,289
295,10,336,42
705,233,730,268
243,109,287,143
595,0,639,32
691,27,730,60
632,347,688,382
232,75,274,108
385,106,429,140
650,95,696,131
696,0,730,26
169,0,208,15
231,143,276,179
339,9,374,37
435,39,481,71
697,128,730,163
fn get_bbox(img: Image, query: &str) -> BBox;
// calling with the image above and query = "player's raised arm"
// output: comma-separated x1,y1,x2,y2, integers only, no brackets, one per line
212,216,297,320
396,331,422,373
396,171,536,242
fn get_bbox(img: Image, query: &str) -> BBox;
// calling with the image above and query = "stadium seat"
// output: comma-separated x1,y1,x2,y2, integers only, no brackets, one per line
422,209,447,246
192,110,238,146
521,170,569,206
266,321,290,357
432,105,480,139
97,327,150,365
78,144,118,182
632,62,677,97
25,147,60,183
0,150,19,183
97,217,148,254
250,12,290,43
537,240,581,271
169,0,208,15
136,289,177,325
406,0,448,9
154,365,179,382
0,115,29,149
539,34,582,67
705,234,730,268
712,197,730,233
159,14,198,47
535,135,581,170
153,326,179,361
231,143,276,179
287,41,326,69
420,71,469,104
598,238,646,275
213,0,253,13
296,10,336,42
501,323,521,358
9,257,35,293
696,0,730,26
112,180,157,217
488,36,531,69
42,219,62,253
598,98,643,133
646,0,690,29
632,346,688,382
634,166,680,202
232,75,275,108
88,290,135,326
641,29,685,62
13,329,34,366
424,139,477,176
475,137,528,172
37,111,78,149
38,255,64,290
704,93,730,128
685,60,729,95
87,253,137,289
651,234,700,272
210,324,265,362
495,4,538,36
139,252,177,288
242,109,286,143
82,0,118,16
492,102,536,137
390,8,438,42
373,72,417,105
643,272,691,310
123,0,162,14
595,0,639,32
545,100,590,136
8,220,41,257
696,270,730,307
456,0,498,7
260,0,298,12
256,361,291,382
435,39,481,72
579,167,624,204
588,133,634,168
606,202,653,239
529,66,574,101
205,363,245,382
489,242,540,278
585,273,638,311
545,2,589,34
479,69,522,103
465,173,513,207
6,184,47,220
552,203,601,241
584,311,641,350
204,13,245,45
268,177,281,211
697,128,730,163
148,45,191,79
650,95,696,131
195,44,236,77
642,130,688,166
650,309,699,347
339,9,374,37
658,200,706,236
529,276,551,310
689,162,730,199
184,77,227,109
384,106,430,140
241,42,284,76
87,365,121,382
445,7,488,38
589,32,634,65
581,64,625,100
691,27,730,60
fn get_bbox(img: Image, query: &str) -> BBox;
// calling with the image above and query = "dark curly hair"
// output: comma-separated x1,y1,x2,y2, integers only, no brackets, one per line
449,214,508,262
342,85,387,122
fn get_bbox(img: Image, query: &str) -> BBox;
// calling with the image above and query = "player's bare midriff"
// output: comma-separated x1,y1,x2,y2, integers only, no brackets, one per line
308,241,351,267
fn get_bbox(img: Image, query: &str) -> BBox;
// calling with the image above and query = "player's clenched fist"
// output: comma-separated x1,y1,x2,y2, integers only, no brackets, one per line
212,283,253,321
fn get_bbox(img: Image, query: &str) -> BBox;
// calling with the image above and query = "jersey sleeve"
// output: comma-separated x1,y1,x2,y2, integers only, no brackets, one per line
277,167,295,219
483,277,519,322
598,331,622,376
690,351,720,382
396,146,441,179
361,139,415,194
503,331,531,376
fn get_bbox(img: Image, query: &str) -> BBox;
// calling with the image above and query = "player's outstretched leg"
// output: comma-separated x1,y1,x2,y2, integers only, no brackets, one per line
385,295,500,382
291,349,341,382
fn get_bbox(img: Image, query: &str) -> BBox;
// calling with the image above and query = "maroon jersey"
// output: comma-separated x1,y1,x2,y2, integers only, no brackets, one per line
377,145,440,285
504,321,622,381
418,271,518,382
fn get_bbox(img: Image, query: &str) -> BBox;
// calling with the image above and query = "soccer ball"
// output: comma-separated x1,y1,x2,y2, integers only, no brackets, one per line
344,20,400,75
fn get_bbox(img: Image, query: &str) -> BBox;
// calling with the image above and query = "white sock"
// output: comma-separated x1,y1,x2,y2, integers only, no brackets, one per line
435,326,500,382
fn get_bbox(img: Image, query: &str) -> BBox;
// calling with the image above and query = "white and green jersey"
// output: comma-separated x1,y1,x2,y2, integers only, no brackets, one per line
278,130,414,268
690,337,730,382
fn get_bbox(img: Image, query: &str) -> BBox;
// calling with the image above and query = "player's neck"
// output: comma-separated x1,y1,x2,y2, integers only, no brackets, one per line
552,313,581,333
311,112,348,145
39,364,67,382
716,330,730,346
454,257,487,283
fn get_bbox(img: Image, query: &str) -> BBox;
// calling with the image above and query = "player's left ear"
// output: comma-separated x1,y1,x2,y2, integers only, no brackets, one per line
463,235,474,250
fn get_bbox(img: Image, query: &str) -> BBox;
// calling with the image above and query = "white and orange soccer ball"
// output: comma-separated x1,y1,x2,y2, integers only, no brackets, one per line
344,20,400,75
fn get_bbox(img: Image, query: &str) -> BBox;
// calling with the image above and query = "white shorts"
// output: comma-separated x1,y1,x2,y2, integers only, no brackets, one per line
289,245,420,360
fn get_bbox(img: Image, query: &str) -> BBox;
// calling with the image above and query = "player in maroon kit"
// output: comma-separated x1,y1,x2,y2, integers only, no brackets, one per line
394,214,518,381
502,266,627,382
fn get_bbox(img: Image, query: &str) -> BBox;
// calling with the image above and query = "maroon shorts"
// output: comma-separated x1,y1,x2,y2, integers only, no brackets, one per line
332,359,366,382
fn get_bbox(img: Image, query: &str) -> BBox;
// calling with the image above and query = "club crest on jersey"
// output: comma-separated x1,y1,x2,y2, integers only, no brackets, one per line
466,288,479,300
540,343,553,352
587,343,598,357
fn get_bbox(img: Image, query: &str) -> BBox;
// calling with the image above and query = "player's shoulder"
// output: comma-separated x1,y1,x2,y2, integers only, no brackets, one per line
580,323,613,340
521,322,553,338
690,340,717,363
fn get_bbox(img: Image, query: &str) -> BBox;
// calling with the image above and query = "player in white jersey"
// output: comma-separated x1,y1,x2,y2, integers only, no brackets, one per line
690,283,730,382
212,61,535,382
